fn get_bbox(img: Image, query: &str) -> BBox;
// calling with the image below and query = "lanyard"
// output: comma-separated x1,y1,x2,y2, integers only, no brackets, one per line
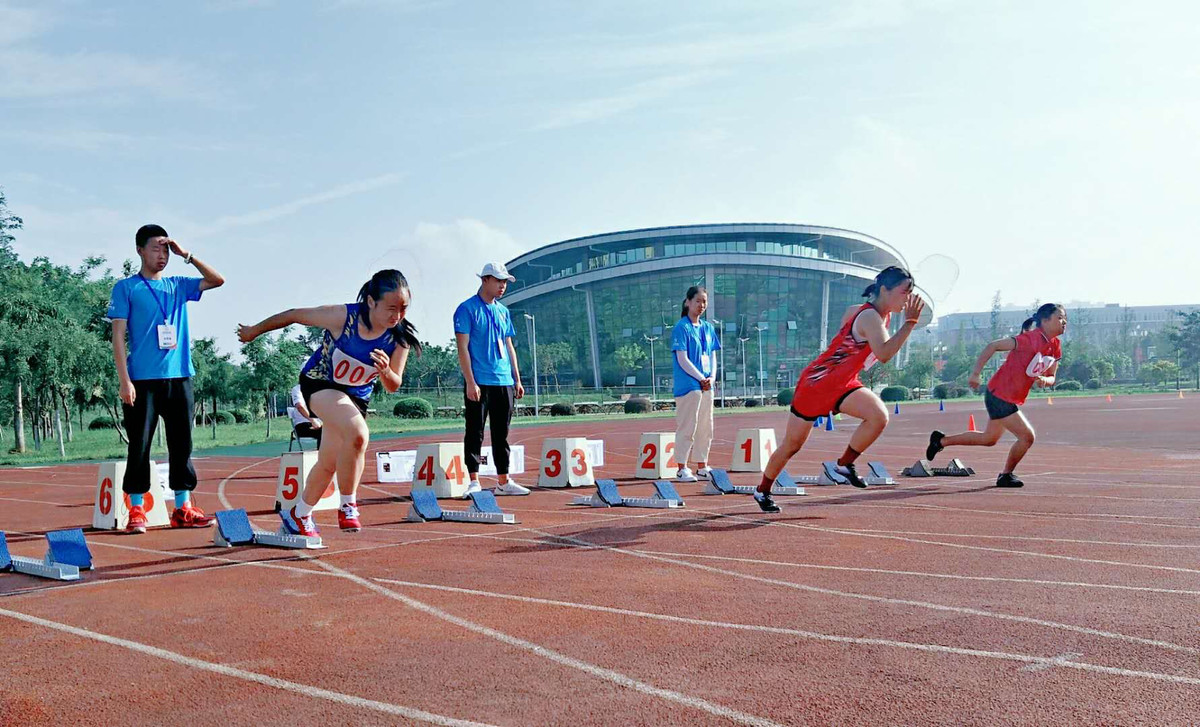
137,275,171,322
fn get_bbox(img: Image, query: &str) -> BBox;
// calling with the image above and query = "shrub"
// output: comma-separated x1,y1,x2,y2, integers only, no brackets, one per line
550,402,575,416
624,397,652,414
1055,380,1082,391
88,415,118,430
880,385,911,402
212,410,235,425
1084,380,1101,390
776,388,792,406
229,408,252,423
932,383,968,400
744,398,760,408
393,397,434,419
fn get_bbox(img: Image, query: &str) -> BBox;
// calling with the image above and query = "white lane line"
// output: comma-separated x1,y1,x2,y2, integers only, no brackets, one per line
0,606,498,727
528,529,1200,656
371,578,1200,686
217,457,281,510
308,557,785,727
1023,652,1084,673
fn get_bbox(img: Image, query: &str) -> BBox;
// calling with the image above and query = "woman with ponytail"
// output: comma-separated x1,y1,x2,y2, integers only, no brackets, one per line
238,269,421,535
754,266,925,513
924,303,1066,488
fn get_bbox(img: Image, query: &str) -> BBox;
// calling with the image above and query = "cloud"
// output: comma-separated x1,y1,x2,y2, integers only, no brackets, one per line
0,128,140,152
535,71,722,131
0,2,48,46
0,48,216,101
189,173,405,239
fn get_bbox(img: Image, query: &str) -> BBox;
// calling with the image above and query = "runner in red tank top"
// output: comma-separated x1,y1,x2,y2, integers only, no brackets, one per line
924,303,1067,488
754,266,925,513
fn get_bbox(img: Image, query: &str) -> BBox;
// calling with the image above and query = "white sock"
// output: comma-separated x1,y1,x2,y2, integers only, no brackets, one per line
340,494,355,508
295,500,315,518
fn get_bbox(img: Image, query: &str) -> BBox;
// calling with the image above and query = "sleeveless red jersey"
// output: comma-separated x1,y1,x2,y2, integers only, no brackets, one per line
987,329,1062,406
798,303,885,391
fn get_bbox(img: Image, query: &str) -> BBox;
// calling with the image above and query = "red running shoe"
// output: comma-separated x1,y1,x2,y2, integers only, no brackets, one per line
338,503,361,532
170,502,216,528
126,505,148,534
280,507,320,537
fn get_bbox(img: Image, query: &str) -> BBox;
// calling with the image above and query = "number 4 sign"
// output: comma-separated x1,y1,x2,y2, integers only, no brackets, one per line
538,437,594,488
412,442,469,499
92,460,170,530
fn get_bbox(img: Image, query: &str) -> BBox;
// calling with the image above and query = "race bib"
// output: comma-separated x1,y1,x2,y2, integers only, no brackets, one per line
1026,353,1056,378
156,323,177,350
331,348,379,387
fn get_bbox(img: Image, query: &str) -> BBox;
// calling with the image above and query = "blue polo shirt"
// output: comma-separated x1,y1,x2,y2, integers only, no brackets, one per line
671,316,721,397
453,294,517,387
107,275,203,381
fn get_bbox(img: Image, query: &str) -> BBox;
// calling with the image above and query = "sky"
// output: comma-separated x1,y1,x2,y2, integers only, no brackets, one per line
3,0,1198,356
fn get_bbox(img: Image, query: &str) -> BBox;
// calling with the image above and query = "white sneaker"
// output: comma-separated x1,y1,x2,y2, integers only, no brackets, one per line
493,481,531,496
676,467,698,482
463,481,482,498
695,467,713,480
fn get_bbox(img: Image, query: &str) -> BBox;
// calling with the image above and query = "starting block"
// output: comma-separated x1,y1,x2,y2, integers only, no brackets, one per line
275,451,338,513
730,428,777,472
793,461,896,487
0,529,92,581
213,508,325,549
902,458,976,477
703,468,805,496
406,490,517,524
572,479,685,508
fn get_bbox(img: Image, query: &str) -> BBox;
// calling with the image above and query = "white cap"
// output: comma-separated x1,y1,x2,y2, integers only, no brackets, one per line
478,261,516,282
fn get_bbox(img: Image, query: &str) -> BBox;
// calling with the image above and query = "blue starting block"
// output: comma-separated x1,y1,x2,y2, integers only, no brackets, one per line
407,490,516,524
0,529,92,581
572,479,684,508
213,508,325,549
790,461,895,487
702,468,806,496
902,458,974,478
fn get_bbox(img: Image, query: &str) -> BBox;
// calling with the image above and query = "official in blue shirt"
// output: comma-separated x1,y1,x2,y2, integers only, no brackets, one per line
107,224,224,533
453,262,528,496
671,286,721,482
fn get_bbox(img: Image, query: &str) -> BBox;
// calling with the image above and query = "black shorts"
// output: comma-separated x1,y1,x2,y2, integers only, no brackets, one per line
299,377,369,417
984,388,1019,421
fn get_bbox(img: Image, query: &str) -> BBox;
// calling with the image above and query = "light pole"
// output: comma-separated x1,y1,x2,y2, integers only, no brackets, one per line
754,323,767,403
644,334,659,403
738,334,751,399
523,313,539,417
712,318,725,408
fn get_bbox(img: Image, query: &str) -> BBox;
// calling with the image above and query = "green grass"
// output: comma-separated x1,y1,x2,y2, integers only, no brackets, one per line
4,386,1192,467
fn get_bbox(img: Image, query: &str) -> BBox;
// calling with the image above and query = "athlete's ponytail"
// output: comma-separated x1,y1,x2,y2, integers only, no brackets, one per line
862,265,913,299
1023,303,1063,331
357,269,423,355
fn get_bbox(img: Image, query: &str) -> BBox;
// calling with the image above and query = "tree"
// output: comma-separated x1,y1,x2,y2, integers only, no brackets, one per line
614,344,647,387
537,341,575,392
1168,309,1200,388
240,333,303,438
193,338,236,439
1139,359,1178,387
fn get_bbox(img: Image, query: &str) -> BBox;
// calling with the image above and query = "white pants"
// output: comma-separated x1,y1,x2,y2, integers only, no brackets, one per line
674,388,715,467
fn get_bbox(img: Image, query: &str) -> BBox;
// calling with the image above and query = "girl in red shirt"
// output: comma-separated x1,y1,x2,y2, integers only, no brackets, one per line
925,303,1067,487
755,266,925,513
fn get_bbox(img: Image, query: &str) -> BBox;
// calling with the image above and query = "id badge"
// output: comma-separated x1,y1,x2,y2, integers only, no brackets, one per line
497,338,507,359
157,323,178,350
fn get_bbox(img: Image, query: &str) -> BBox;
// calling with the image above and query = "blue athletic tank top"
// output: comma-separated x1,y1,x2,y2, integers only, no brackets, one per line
300,304,398,400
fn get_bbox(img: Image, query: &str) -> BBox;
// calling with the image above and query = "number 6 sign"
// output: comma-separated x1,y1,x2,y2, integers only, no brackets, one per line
539,437,594,488
93,460,170,530
636,432,677,479
275,451,338,513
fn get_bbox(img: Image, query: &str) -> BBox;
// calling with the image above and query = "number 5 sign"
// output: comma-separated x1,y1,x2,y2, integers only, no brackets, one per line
93,460,170,530
538,437,594,488
275,451,338,513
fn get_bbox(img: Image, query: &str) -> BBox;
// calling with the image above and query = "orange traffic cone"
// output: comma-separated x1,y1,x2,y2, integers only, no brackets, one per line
1047,396,1054,406
1106,394,1113,403
1179,390,1186,399
968,414,977,432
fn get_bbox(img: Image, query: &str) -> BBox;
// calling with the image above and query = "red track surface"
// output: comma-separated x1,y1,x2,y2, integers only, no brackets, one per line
2,393,1199,725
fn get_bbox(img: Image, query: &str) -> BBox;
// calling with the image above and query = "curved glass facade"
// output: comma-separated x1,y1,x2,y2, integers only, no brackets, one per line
503,224,928,392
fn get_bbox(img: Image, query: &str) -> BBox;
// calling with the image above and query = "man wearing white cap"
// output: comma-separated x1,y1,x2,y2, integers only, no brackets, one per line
453,262,529,496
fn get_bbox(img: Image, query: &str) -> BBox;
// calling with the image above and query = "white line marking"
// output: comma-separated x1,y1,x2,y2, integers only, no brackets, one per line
1022,652,1084,673
0,606,499,726
308,558,785,727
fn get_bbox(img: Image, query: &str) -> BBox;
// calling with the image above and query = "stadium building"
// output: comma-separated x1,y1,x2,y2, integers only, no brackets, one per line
503,223,933,392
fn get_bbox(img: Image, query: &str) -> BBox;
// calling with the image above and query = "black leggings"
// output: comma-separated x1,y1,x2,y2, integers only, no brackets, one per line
464,385,514,475
122,377,197,494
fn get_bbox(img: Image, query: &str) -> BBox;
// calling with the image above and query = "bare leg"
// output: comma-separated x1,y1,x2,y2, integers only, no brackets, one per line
997,412,1036,474
836,389,890,456
306,390,368,505
762,413,814,482
941,418,1005,448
